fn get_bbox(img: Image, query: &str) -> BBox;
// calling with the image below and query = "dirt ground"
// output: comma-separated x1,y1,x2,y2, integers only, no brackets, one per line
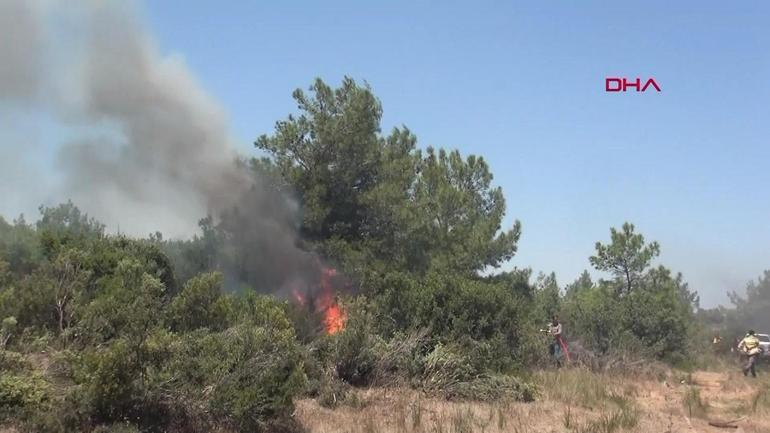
295,368,770,433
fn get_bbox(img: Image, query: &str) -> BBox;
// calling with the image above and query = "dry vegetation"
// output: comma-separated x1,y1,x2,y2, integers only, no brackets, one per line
295,365,770,433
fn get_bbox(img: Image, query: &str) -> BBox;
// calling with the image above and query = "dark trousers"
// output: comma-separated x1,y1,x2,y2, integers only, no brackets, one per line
743,354,758,377
549,342,562,367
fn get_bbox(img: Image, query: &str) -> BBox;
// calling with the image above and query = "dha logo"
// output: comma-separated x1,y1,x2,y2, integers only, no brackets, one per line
605,77,661,92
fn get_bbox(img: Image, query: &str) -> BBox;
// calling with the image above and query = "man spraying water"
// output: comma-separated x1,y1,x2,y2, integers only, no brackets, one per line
541,315,571,366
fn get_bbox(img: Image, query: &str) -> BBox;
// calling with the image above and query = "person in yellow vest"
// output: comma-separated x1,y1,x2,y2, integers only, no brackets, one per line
738,330,762,378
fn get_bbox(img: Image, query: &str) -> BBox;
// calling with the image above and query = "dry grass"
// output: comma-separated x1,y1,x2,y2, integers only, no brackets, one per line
750,383,770,414
682,386,709,418
534,367,637,410
295,367,770,433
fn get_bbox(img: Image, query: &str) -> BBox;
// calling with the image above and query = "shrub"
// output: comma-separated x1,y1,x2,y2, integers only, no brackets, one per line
369,329,430,386
168,272,232,332
372,272,528,370
0,372,51,420
0,349,30,372
162,297,307,432
315,375,351,408
77,339,139,421
1,316,17,348
331,297,385,386
436,374,535,402
420,343,534,402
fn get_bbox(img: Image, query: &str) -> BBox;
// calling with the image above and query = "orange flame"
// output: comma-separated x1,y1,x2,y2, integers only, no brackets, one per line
323,302,346,334
289,265,346,335
318,267,346,334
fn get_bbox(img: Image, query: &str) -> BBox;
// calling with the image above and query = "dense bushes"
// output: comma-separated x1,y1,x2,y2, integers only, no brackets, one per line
0,372,51,420
562,225,699,363
163,324,306,431
168,272,232,332
0,208,310,432
0,202,710,432
369,272,529,371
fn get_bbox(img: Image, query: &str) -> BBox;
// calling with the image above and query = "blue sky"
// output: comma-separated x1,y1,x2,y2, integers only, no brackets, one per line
140,1,769,307
4,1,767,307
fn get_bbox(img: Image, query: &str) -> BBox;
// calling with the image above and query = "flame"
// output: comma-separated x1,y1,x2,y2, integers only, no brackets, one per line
323,302,346,334
318,267,346,334
289,265,347,335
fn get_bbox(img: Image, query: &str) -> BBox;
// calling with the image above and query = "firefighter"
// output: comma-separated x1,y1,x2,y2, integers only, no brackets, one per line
544,315,571,366
738,330,762,378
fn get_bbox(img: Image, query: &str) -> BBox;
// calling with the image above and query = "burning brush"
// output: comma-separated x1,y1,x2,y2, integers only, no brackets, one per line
291,266,348,335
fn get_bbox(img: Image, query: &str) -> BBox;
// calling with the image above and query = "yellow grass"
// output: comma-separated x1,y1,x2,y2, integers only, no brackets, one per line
295,367,770,433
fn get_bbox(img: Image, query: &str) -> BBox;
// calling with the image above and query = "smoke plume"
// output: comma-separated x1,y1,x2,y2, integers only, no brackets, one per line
0,0,318,292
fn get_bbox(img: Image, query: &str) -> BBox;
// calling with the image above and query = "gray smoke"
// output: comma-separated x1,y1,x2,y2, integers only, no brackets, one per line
0,0,43,102
0,0,319,292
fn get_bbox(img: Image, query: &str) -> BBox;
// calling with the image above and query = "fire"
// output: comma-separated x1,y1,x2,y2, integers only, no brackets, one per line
317,266,347,334
290,265,347,335
323,302,346,334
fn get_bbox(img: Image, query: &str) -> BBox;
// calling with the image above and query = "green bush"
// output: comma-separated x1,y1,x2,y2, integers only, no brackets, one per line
0,372,51,420
562,276,694,362
332,297,386,386
0,349,30,372
372,272,528,370
77,339,139,421
161,297,306,432
1,316,17,348
168,272,232,332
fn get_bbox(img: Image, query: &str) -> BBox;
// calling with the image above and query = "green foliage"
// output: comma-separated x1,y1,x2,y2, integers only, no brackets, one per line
411,147,521,274
533,272,561,323
372,272,527,369
1,316,17,348
164,323,306,431
565,223,698,361
77,258,166,367
0,349,30,372
331,297,384,386
256,77,400,243
168,272,231,332
78,339,140,421
256,78,520,278
565,270,593,297
37,201,105,260
590,223,660,295
0,372,51,420
562,284,620,355
0,215,42,278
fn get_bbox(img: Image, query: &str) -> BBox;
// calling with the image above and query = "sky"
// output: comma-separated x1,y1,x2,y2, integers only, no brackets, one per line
2,1,769,307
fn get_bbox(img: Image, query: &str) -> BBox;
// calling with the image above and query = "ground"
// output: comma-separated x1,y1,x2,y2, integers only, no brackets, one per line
295,367,770,433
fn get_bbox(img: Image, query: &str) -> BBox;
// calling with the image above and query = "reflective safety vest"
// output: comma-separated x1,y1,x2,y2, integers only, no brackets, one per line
740,335,761,355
